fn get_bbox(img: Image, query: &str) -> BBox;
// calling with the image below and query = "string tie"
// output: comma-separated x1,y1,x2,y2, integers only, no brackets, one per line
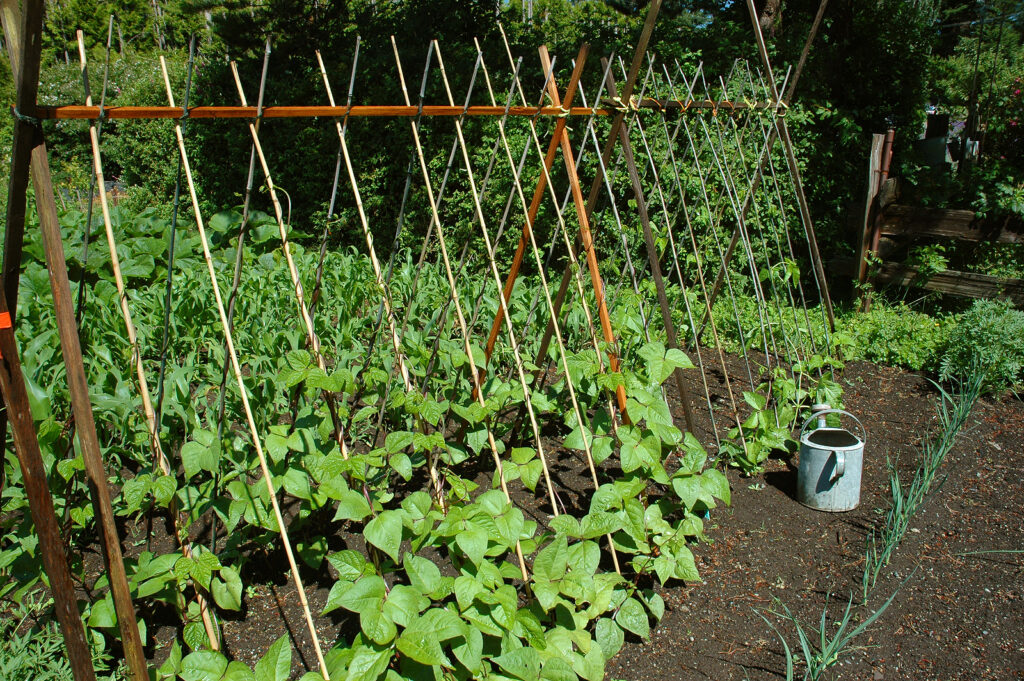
11,106,40,127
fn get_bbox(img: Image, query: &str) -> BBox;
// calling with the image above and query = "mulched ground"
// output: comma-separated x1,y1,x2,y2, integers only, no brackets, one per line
109,356,1022,679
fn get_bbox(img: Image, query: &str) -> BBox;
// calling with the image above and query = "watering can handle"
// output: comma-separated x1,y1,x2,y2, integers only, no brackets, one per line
798,408,866,443
831,450,846,481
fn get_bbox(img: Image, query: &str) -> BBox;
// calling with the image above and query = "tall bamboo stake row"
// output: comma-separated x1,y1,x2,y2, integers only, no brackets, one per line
159,64,332,681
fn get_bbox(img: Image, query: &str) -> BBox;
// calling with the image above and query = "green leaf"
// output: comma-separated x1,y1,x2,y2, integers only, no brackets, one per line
533,536,568,582
223,662,256,681
254,635,291,681
181,651,228,681
493,647,541,680
595,617,624,659
700,469,731,506
404,554,442,596
615,597,650,639
454,522,488,565
152,475,177,506
333,488,371,522
211,566,243,611
181,440,219,479
396,615,446,666
364,510,403,562
344,644,391,681
581,512,622,539
337,575,387,614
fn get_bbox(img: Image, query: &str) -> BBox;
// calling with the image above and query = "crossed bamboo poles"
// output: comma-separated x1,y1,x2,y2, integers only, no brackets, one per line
54,26,826,681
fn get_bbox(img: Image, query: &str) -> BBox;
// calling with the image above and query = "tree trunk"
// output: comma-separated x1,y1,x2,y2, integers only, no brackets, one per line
758,0,782,36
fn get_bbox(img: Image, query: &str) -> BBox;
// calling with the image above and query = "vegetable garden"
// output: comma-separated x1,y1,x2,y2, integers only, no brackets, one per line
2,1,1019,681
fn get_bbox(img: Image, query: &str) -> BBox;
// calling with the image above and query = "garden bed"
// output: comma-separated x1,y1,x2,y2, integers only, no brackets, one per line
82,357,1023,679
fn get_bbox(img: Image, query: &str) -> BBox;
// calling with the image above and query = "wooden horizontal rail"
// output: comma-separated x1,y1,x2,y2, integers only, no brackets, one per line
879,204,1024,244
28,97,782,121
833,257,1024,305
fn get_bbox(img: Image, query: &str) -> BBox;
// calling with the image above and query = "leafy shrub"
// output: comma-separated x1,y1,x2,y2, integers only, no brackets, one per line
837,303,948,371
940,299,1024,392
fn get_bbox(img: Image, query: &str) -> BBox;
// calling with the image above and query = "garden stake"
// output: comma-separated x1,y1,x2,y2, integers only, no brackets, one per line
477,41,621,574
315,48,447,507
228,59,358,477
391,36,530,580
217,37,271,441
717,68,810,372
0,301,96,681
432,39,563,517
745,0,836,334
623,60,721,445
601,60,698,436
696,0,831,340
657,65,748,455
67,48,216,651
697,69,784,378
311,36,360,321
155,34,196,426
670,62,758,391
73,15,112,326
162,69,331,681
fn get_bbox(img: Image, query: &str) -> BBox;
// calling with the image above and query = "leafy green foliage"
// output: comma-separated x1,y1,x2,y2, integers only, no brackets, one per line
940,299,1024,392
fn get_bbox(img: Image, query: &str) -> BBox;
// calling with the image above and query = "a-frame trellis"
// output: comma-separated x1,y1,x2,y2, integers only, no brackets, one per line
0,1,834,679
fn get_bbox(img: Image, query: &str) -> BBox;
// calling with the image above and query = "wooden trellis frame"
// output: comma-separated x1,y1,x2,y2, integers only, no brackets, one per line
0,0,836,678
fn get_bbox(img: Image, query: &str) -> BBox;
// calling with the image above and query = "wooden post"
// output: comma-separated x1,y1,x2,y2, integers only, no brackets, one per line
601,61,696,434
0,3,148,679
533,0,662,376
857,133,885,289
0,289,96,681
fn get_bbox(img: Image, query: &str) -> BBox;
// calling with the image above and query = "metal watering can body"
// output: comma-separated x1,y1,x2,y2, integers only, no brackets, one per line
796,408,866,512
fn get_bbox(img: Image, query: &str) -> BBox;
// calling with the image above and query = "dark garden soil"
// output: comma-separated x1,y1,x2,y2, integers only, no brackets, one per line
107,356,1022,680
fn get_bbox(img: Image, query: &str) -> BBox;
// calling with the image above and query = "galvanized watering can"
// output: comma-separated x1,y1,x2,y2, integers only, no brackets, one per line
797,406,866,512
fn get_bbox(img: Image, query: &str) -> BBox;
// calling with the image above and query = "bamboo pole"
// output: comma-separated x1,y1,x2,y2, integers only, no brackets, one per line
476,40,621,574
160,67,331,681
79,34,220,651
224,60,355,474
430,39,563,516
745,0,836,333
600,60,697,435
314,49,446,507
389,37,530,581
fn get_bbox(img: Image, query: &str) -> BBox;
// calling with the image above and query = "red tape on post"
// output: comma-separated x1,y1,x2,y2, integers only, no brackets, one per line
0,311,9,359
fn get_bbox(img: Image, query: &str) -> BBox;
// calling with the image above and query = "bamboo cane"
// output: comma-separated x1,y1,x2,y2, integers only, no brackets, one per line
429,39,562,516
390,37,530,581
160,66,331,681
475,40,621,574
314,49,445,507
78,35,221,651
